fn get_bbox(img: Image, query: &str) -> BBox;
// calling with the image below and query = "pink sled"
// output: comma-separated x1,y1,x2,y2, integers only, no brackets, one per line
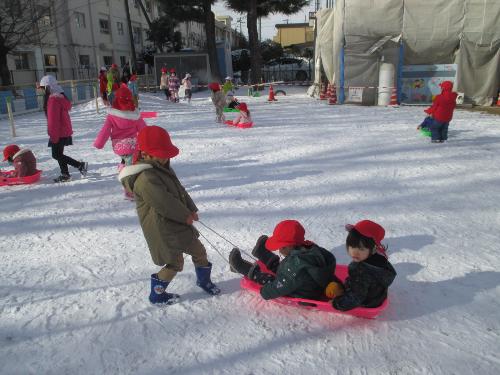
140,111,158,119
240,261,389,319
224,120,254,129
0,169,42,186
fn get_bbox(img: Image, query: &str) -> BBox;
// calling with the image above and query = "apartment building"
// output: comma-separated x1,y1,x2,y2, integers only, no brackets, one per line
6,0,237,86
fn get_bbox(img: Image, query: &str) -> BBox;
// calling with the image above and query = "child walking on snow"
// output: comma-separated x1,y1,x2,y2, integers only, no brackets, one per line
168,69,180,103
329,220,396,311
159,68,170,101
229,220,337,301
420,80,458,143
182,73,193,103
39,75,88,183
209,82,226,123
119,126,220,305
93,83,146,179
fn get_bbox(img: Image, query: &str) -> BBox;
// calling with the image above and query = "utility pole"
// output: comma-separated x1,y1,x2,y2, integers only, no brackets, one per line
124,0,137,69
258,17,261,42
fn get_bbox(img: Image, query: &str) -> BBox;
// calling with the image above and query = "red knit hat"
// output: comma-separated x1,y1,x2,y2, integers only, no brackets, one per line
439,81,453,92
208,82,220,91
236,102,248,112
112,84,136,111
3,144,20,161
265,220,306,251
161,67,167,73
170,68,176,73
137,126,179,159
111,63,118,68
345,220,387,257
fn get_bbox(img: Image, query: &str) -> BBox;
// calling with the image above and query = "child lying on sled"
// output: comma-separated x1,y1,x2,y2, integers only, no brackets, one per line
328,220,397,311
2,144,37,178
229,220,339,300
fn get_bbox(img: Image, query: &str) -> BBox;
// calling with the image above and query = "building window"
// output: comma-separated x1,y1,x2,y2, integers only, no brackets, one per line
79,55,90,68
14,53,30,70
120,56,127,67
44,54,58,73
100,19,110,34
103,56,113,67
117,21,124,35
75,12,86,28
133,26,142,44
37,6,52,26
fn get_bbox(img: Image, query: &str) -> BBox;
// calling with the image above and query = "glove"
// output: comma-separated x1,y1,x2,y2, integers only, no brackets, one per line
325,281,344,299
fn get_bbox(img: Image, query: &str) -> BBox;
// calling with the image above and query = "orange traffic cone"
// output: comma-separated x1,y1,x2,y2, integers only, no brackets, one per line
326,84,332,99
496,90,500,106
389,87,398,106
328,85,337,105
268,84,277,102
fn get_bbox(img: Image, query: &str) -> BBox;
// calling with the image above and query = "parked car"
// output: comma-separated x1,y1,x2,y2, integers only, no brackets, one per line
262,57,312,82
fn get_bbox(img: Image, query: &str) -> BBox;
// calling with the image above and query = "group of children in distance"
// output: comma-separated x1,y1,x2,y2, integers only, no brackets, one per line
99,63,139,108
159,68,193,103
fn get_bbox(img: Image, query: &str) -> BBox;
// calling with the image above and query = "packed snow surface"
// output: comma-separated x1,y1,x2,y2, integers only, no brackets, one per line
1,88,499,375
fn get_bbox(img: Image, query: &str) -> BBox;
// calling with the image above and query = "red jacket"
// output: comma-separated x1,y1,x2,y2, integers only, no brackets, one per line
424,82,458,123
47,93,73,144
99,72,108,95
12,149,37,177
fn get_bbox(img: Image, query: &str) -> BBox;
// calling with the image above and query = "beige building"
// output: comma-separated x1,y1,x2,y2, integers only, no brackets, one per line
273,23,314,48
6,0,236,85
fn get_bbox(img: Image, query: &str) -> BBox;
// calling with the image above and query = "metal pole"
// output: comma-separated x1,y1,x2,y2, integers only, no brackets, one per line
6,97,16,137
124,0,137,69
93,84,99,114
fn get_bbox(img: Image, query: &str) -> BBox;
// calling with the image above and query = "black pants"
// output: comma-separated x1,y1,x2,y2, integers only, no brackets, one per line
51,143,81,175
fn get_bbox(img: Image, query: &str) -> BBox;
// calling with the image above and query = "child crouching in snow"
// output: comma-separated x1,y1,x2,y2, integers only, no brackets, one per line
329,220,396,311
94,84,146,167
229,220,337,301
119,126,220,305
232,102,252,126
209,82,226,123
2,144,37,177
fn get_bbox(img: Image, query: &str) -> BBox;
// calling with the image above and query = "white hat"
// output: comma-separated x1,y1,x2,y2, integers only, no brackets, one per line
185,73,191,78
40,75,64,93
225,76,232,80
100,66,107,71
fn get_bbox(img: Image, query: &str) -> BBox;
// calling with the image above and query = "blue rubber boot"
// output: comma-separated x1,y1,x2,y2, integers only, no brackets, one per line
195,263,221,295
149,274,180,305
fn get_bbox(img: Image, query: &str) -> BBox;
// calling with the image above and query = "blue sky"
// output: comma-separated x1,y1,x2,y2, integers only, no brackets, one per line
212,1,317,41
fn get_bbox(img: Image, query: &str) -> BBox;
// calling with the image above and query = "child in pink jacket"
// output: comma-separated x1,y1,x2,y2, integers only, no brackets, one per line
94,84,147,169
40,75,88,183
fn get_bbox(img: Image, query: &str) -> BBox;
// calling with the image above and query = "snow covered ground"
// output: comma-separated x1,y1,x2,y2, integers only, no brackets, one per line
1,87,499,375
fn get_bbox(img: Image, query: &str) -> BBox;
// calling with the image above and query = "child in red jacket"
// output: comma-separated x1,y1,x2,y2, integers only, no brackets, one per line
2,144,37,177
423,81,458,143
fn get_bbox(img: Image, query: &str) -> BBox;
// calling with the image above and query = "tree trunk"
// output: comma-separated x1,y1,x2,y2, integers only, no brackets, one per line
0,48,12,87
247,1,262,84
203,1,221,81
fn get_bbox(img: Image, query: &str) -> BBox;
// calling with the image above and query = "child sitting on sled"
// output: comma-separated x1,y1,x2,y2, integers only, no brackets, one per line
209,82,226,123
119,126,220,305
329,220,397,311
93,84,146,170
229,220,337,301
232,102,252,126
2,144,37,178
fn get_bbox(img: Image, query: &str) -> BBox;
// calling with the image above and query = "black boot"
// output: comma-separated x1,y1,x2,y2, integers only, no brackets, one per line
229,248,253,275
251,235,280,272
247,264,276,286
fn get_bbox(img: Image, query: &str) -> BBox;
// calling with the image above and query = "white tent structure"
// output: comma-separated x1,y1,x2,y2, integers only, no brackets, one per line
313,0,500,106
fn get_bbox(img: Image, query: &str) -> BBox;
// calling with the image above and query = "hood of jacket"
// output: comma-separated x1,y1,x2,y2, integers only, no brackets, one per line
350,253,397,288
289,245,336,285
118,163,153,193
106,108,142,125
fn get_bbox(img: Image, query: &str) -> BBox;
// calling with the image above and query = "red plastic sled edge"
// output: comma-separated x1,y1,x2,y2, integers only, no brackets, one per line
140,111,158,119
0,169,42,186
224,120,253,129
240,262,389,319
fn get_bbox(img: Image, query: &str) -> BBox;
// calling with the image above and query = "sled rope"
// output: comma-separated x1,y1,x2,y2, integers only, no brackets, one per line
198,231,231,264
197,220,256,260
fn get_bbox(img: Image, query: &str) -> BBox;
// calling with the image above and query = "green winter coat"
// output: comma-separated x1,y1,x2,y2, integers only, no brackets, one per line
107,67,120,94
222,81,233,94
119,161,199,266
260,245,336,301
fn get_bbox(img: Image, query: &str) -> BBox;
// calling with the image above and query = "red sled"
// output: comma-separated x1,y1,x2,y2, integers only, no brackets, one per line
0,169,42,186
224,120,254,129
140,111,158,119
240,261,389,319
